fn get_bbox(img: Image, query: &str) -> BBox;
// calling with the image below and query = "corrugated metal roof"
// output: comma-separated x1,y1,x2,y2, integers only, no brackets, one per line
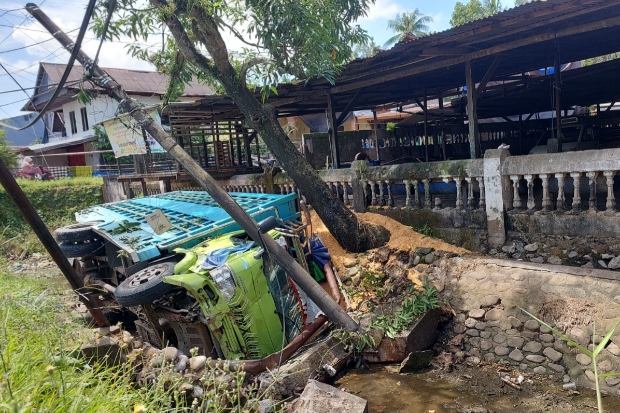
39,62,214,96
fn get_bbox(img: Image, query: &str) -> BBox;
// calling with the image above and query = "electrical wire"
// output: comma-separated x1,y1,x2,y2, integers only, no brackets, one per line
0,0,98,131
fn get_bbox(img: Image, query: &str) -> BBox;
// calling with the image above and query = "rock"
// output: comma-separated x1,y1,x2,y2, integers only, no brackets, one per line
485,308,504,322
351,274,361,286
122,330,133,345
539,325,551,334
163,347,178,362
494,346,510,356
412,255,420,266
149,355,165,368
416,247,433,255
174,355,189,373
548,363,564,373
480,295,500,307
606,377,620,387
507,337,525,349
399,350,434,373
602,254,615,260
508,349,524,361
466,329,480,337
453,324,466,334
598,260,608,269
576,353,592,365
189,356,207,371
585,370,596,382
543,347,563,362
294,380,368,413
469,309,486,319
345,267,359,278
526,355,546,363
493,333,507,344
563,375,571,383
374,247,391,264
608,342,620,356
533,366,547,375
424,253,437,265
524,320,540,331
547,256,562,265
524,243,539,252
502,243,516,254
512,253,522,259
568,251,579,258
484,353,496,362
507,316,523,328
480,331,491,339
465,318,477,328
489,249,498,255
609,256,620,270
97,325,121,336
530,257,544,264
480,340,493,351
539,334,554,343
475,322,487,330
343,258,357,268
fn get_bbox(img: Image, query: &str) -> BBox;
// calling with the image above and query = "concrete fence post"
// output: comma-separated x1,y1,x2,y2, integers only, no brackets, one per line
483,148,511,248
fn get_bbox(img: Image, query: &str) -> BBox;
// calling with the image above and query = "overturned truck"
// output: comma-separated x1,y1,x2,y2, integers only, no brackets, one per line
54,191,342,369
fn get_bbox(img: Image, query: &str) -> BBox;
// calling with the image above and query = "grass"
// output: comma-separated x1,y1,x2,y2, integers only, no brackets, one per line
0,266,286,412
10,177,104,190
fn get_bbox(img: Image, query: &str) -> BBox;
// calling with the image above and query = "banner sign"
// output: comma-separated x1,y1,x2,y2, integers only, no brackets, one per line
102,109,163,157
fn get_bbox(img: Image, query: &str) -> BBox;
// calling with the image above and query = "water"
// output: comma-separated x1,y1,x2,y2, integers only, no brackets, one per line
335,365,604,413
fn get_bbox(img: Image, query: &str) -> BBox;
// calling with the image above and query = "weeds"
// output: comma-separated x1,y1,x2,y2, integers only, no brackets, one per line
521,308,620,413
372,283,440,339
414,222,436,237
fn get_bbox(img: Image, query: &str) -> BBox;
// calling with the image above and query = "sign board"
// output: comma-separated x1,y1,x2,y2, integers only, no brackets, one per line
102,109,163,157
145,208,172,235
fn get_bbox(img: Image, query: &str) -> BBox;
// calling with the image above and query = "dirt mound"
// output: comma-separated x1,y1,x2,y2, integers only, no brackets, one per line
309,210,469,270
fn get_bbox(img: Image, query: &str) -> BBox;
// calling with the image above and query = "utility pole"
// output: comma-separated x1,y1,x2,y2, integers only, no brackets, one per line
0,158,110,327
26,3,360,332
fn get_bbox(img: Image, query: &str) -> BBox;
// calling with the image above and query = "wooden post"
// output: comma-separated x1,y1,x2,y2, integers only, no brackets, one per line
439,91,446,160
465,60,480,159
554,52,562,152
373,110,379,162
424,86,429,162
326,93,340,169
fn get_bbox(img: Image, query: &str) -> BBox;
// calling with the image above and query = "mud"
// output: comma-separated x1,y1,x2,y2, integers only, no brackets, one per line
335,364,611,413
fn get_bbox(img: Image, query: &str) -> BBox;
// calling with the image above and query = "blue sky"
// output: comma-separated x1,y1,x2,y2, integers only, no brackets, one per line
0,0,518,119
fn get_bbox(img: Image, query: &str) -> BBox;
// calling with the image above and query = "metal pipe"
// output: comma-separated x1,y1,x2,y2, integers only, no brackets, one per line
0,157,110,326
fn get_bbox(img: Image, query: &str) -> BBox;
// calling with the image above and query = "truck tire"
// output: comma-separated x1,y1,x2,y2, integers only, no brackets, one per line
114,262,176,307
58,240,105,258
54,221,103,243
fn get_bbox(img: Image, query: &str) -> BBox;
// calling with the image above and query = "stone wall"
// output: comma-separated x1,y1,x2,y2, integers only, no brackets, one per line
438,256,620,393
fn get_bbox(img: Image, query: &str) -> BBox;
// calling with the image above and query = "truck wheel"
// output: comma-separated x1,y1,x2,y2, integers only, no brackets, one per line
59,240,105,258
54,222,103,243
114,262,176,307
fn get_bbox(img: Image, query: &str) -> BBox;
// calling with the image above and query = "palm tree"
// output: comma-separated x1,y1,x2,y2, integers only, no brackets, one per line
384,10,434,48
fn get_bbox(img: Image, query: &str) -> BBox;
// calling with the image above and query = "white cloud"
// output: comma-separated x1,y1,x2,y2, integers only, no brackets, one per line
360,0,405,22
428,11,448,33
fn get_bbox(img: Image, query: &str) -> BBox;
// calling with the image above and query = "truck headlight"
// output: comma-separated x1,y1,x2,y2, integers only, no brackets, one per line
210,265,237,301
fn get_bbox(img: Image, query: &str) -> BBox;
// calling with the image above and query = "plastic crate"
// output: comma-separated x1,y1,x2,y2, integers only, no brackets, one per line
68,165,93,177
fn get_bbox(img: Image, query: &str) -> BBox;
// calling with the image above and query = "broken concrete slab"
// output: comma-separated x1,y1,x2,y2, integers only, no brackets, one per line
81,336,124,366
399,350,433,373
362,308,441,363
292,380,368,413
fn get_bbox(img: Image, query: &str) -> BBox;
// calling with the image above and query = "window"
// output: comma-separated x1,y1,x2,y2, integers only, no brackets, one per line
80,107,89,131
69,111,77,134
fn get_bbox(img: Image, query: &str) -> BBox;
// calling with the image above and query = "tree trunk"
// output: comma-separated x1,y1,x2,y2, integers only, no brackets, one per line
159,4,389,252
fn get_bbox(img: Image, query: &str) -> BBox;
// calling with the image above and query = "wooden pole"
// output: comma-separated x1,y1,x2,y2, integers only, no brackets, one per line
0,157,109,327
424,86,429,162
554,52,563,152
373,110,379,162
439,91,446,160
465,60,480,159
326,93,340,169
26,3,360,332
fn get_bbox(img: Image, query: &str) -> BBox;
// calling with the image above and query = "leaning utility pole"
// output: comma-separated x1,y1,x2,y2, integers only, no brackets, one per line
26,3,360,332
0,158,110,327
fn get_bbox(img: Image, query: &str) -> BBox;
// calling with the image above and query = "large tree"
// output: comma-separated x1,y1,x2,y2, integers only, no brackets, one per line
383,10,433,48
450,0,503,27
96,0,389,252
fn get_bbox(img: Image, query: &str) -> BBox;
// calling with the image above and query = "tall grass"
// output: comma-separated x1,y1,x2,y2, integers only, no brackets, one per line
0,269,177,412
11,177,104,190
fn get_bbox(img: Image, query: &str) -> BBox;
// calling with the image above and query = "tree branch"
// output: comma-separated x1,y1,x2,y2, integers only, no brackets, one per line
149,0,217,77
213,16,265,50
240,57,271,88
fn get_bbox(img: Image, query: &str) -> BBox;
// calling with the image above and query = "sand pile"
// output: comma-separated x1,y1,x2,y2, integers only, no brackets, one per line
308,210,469,271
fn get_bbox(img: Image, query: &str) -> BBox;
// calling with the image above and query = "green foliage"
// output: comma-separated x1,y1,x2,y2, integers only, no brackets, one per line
372,283,439,339
331,329,376,353
386,122,396,132
450,0,503,27
352,38,382,59
0,269,285,413
414,222,436,237
384,9,434,48
107,220,141,236
583,53,620,67
0,178,104,239
521,308,620,413
0,130,17,169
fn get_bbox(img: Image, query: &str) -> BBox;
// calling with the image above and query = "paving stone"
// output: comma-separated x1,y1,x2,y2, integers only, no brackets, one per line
464,318,477,328
475,322,487,330
539,325,551,334
569,327,590,347
563,375,571,383
539,334,555,343
506,337,525,349
494,346,510,356
480,340,493,351
608,342,620,356
509,349,524,361
480,295,500,307
543,347,563,362
507,316,523,328
519,363,528,371
484,353,496,362
526,355,546,363
453,324,466,334
523,341,543,353
533,366,547,375
493,333,507,344
548,363,565,373
466,329,480,337
480,331,492,339
506,329,520,336
485,308,504,321
524,320,540,331
499,320,513,331
598,359,613,372
585,370,596,382
576,353,592,365
522,331,539,340
469,337,481,348
468,309,486,319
